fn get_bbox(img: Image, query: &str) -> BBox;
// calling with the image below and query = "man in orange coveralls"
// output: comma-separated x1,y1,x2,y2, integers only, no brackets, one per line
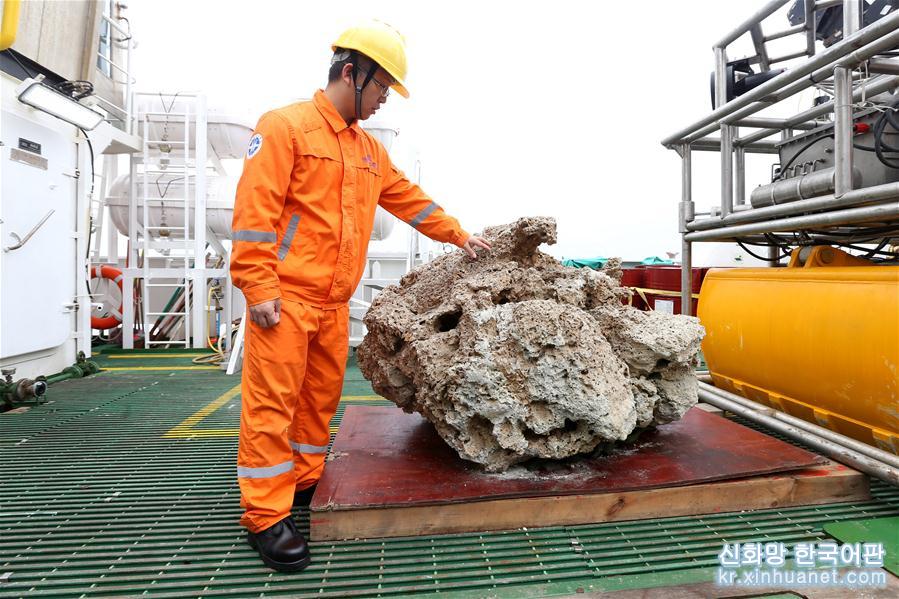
230,20,491,572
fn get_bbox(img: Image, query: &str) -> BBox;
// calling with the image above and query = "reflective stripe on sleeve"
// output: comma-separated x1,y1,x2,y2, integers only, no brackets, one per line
409,201,439,228
232,230,277,242
289,441,329,454
277,215,300,260
236,460,294,479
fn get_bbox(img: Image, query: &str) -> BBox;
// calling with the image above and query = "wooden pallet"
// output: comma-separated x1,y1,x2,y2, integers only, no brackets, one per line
310,407,870,541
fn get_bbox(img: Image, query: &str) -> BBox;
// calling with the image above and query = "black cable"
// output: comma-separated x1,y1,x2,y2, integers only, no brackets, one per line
854,105,899,153
830,241,899,257
805,228,899,245
78,127,96,299
736,239,792,262
773,135,831,181
887,107,899,132
815,236,899,247
56,80,94,100
763,232,794,253
873,97,899,169
77,128,95,198
853,142,899,152
742,232,899,261
788,229,899,259
862,238,891,258
732,232,795,248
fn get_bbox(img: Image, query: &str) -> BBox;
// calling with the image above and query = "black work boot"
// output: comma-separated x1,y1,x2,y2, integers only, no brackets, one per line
247,516,311,572
293,483,317,508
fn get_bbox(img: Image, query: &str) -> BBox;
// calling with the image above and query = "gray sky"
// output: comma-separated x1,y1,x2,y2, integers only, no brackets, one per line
128,0,819,263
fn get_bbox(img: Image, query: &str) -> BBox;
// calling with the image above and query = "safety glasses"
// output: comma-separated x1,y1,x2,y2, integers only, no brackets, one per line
359,68,393,98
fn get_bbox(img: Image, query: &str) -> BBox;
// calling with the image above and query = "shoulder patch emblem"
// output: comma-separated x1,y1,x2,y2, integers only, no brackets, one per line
246,133,263,159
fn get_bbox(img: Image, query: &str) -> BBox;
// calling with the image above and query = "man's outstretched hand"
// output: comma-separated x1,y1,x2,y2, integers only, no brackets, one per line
249,298,281,328
463,235,491,259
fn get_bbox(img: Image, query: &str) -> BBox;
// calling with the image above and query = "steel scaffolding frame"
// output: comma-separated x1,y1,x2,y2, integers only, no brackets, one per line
662,0,899,314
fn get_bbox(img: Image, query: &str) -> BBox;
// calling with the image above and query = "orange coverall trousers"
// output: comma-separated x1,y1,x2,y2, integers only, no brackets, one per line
237,301,348,532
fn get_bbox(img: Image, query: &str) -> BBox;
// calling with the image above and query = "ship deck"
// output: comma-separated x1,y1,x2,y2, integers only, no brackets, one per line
1,349,897,597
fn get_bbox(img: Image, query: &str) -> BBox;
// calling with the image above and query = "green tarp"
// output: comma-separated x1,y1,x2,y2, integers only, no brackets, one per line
640,256,675,265
561,256,675,269
561,257,608,269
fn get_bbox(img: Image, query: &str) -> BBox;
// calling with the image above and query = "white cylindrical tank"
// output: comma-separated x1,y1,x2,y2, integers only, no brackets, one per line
138,97,256,159
106,173,237,239
106,173,395,241
363,117,399,153
370,206,394,240
362,117,399,240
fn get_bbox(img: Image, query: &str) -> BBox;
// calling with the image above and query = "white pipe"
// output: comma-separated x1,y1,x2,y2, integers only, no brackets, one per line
714,46,734,219
697,386,899,485
192,95,208,349
687,181,899,231
834,65,854,196
735,146,746,206
834,1,862,197
843,0,863,35
700,382,899,469
714,0,793,48
736,117,816,130
684,201,899,241
680,146,693,316
764,24,806,42
869,58,899,76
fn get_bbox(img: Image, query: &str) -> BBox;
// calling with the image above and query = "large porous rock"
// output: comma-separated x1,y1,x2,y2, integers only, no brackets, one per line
357,217,705,472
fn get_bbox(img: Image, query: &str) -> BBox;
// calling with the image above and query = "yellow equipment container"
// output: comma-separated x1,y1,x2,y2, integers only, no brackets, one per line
698,246,899,455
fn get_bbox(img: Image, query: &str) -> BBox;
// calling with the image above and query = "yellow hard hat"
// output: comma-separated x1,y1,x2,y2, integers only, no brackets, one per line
332,20,410,98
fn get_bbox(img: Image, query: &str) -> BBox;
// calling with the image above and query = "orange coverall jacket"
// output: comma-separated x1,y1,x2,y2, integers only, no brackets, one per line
231,90,470,308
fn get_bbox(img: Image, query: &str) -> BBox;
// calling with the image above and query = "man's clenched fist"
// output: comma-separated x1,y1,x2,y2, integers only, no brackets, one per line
249,298,281,328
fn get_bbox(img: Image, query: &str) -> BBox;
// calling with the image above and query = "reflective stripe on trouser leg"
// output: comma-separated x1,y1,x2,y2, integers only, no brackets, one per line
290,304,349,490
237,300,317,533
289,441,329,454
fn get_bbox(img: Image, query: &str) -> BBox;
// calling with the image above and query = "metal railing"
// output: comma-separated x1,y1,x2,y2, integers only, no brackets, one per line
662,0,899,314
96,13,134,134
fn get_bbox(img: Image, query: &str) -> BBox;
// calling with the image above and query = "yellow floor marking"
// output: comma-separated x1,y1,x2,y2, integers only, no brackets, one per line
104,366,220,371
163,384,241,438
163,383,370,439
106,354,207,359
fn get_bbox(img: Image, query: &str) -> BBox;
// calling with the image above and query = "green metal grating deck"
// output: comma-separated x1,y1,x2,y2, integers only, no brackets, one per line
1,350,897,598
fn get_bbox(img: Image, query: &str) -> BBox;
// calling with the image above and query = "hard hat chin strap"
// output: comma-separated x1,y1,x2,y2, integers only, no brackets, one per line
350,50,377,121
